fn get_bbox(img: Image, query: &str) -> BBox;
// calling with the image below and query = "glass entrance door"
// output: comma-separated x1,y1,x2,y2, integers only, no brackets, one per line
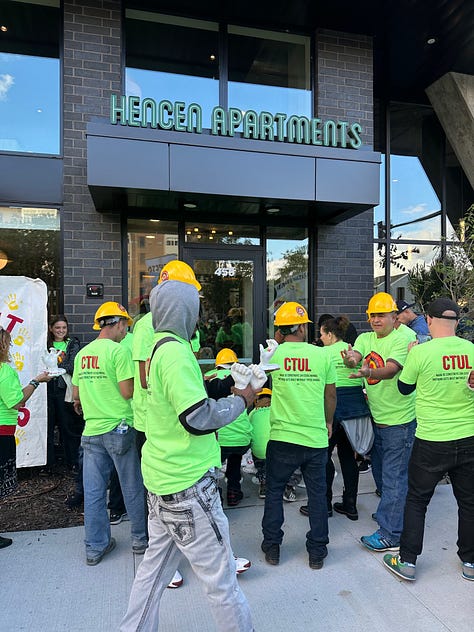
183,247,264,368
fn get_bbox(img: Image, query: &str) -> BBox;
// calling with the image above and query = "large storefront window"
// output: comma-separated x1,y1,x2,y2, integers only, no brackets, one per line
125,11,219,123
0,0,60,154
127,219,179,319
372,102,469,295
390,155,441,241
266,228,308,337
228,26,311,118
0,206,60,312
124,10,311,127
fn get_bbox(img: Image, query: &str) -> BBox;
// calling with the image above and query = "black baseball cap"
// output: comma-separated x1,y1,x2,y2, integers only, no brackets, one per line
426,298,460,320
396,300,414,313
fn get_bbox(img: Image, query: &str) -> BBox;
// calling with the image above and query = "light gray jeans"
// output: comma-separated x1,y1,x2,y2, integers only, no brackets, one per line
120,470,254,632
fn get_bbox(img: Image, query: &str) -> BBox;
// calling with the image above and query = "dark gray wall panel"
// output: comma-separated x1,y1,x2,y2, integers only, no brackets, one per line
316,158,380,205
87,136,169,190
169,145,315,200
0,154,63,206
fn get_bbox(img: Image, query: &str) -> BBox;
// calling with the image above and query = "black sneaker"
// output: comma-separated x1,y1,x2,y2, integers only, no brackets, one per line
358,459,371,473
299,504,332,518
309,554,325,570
262,542,280,565
110,512,128,525
333,502,358,521
227,490,244,507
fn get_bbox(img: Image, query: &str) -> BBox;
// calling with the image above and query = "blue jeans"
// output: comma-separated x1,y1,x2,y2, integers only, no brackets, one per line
81,427,147,558
401,436,474,564
120,471,253,632
370,420,416,543
262,440,329,558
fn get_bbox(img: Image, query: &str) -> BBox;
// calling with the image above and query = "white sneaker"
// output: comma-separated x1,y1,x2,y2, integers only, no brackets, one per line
283,485,297,502
241,449,257,474
167,570,183,589
235,555,251,574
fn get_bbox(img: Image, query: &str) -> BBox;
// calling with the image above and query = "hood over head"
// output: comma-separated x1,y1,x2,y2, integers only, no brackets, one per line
149,279,199,341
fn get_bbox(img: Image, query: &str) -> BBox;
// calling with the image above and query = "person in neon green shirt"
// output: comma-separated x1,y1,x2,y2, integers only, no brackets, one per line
210,349,252,507
343,292,416,553
261,301,336,570
72,301,147,566
120,274,263,632
0,326,51,548
384,297,474,583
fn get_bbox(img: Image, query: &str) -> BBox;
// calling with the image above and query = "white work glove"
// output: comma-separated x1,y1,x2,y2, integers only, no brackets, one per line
248,364,267,391
259,339,279,365
230,363,252,390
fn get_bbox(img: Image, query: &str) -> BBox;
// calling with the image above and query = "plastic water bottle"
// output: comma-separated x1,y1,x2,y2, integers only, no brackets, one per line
114,419,129,434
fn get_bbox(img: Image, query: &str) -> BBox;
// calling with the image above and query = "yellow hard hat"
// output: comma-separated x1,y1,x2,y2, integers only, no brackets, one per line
158,260,201,291
93,301,133,330
215,348,238,367
257,387,272,397
366,292,398,317
274,302,312,327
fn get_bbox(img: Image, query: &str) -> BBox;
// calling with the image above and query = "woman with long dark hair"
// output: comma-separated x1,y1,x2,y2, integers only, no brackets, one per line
0,327,51,547
46,315,82,470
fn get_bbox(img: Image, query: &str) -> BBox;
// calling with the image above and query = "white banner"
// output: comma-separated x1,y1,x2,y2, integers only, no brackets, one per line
0,276,48,467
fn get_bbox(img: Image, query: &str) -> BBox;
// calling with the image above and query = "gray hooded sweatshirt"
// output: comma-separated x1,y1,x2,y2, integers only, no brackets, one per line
149,280,246,434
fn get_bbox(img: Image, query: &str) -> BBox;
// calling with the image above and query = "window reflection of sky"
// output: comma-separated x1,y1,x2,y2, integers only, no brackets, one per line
374,154,442,241
126,69,219,123
125,71,311,131
0,53,59,154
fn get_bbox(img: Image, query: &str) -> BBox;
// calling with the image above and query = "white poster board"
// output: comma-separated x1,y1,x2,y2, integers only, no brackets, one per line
0,276,48,467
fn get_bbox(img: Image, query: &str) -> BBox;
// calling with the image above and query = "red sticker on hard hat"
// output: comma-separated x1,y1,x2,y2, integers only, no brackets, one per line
296,306,305,316
118,303,126,312
161,270,169,282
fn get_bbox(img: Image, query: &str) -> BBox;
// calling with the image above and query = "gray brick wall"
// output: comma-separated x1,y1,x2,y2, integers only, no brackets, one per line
315,29,374,148
63,0,122,343
315,210,374,334
314,30,375,332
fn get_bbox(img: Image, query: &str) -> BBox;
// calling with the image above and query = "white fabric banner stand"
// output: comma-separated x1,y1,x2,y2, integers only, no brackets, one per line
0,276,48,467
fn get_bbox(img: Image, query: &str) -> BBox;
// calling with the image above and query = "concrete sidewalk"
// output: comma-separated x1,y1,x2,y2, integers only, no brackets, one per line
2,468,473,631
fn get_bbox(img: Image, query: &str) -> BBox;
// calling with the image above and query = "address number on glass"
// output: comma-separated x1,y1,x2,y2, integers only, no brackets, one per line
215,262,236,277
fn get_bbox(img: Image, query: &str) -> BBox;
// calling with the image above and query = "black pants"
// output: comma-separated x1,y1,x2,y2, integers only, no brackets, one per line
220,444,250,492
400,435,474,564
47,385,84,468
326,422,359,505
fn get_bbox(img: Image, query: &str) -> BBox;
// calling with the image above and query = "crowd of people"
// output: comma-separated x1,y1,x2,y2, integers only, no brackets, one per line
1,260,474,631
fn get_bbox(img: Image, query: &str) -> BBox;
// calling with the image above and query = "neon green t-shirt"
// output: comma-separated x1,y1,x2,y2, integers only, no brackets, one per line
72,338,134,436
120,331,133,357
0,363,22,425
396,323,417,344
269,342,336,448
141,332,221,495
325,340,363,388
250,406,271,459
399,336,474,441
131,312,153,432
353,328,416,426
53,340,68,352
